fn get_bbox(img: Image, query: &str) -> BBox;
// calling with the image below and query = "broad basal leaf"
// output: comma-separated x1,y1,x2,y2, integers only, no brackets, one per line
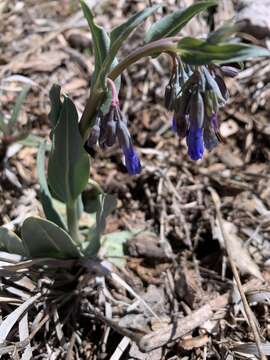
177,37,270,65
0,227,27,256
22,217,80,258
37,140,67,230
48,96,90,204
145,0,217,43
48,84,62,132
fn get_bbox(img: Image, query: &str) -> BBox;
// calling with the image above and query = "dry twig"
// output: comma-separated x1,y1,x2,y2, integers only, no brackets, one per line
209,187,267,360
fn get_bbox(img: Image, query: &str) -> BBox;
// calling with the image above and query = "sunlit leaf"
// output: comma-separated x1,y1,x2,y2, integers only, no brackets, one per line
22,216,80,258
177,37,270,65
145,0,217,43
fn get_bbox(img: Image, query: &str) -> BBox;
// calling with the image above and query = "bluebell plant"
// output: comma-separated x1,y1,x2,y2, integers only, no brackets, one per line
0,0,269,260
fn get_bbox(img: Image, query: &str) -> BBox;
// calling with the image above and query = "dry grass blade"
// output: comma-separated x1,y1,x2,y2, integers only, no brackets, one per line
109,337,130,360
53,307,64,345
214,220,263,280
246,290,270,305
0,293,41,344
209,187,267,360
232,343,270,357
0,340,29,356
0,295,22,305
19,313,32,360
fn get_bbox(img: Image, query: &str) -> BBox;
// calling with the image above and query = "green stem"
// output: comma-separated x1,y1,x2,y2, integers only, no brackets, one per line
79,37,180,139
66,201,81,245
108,37,179,80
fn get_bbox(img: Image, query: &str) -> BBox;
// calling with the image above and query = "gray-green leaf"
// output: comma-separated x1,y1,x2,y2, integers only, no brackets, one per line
145,0,217,43
37,140,67,230
109,5,160,65
48,84,62,132
8,85,31,134
101,230,134,267
22,216,80,258
48,96,90,204
80,0,110,84
177,37,270,65
0,227,27,256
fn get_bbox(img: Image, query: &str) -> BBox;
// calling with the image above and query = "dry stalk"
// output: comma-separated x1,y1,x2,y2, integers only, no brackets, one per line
209,187,267,360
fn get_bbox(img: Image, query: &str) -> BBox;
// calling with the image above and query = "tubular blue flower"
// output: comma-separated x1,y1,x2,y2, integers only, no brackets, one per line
123,145,141,175
186,127,204,160
172,117,177,132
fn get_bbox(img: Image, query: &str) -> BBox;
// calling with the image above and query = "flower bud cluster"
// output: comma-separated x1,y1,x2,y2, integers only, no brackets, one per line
166,58,239,160
85,102,141,175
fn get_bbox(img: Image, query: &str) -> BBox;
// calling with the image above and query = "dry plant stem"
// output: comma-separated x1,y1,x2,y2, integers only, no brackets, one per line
209,187,267,360
138,294,229,352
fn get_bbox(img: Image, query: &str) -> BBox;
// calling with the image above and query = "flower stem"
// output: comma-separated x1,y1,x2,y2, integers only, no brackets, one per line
79,37,180,140
108,37,179,80
107,78,119,106
66,200,81,245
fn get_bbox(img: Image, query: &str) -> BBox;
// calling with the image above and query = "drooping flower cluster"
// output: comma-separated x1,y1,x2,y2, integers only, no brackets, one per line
166,58,239,160
84,91,141,175
85,59,239,175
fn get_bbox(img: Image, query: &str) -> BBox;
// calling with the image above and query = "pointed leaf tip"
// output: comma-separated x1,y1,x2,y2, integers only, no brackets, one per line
145,0,217,43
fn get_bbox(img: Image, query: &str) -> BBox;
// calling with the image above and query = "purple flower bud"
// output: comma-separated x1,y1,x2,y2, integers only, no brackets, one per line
221,66,239,78
210,113,218,130
203,127,219,151
116,120,131,149
189,92,204,129
85,123,100,147
164,84,174,110
186,128,204,161
214,75,228,100
84,116,101,154
123,146,141,175
105,120,116,147
203,67,225,106
172,113,188,138
172,117,177,132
